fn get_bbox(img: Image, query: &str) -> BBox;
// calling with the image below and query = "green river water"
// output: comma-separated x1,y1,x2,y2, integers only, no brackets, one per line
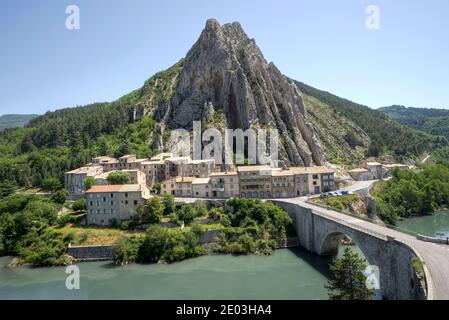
0,247,339,300
397,210,449,237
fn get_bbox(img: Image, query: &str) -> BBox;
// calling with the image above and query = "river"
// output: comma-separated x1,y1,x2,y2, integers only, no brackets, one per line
0,247,352,300
396,210,449,237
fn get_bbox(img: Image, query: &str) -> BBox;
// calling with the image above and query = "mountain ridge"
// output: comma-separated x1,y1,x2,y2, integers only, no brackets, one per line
1,18,447,189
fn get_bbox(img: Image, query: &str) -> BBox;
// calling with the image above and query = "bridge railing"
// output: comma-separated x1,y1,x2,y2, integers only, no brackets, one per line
304,201,389,241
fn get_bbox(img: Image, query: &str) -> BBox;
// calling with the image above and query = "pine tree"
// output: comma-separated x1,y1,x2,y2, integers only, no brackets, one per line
325,247,375,300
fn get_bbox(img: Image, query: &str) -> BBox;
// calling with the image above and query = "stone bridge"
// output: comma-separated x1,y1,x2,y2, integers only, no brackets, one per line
273,200,433,300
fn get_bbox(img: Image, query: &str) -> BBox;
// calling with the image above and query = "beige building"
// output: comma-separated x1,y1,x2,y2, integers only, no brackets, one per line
271,170,296,198
64,166,104,194
363,162,385,180
191,178,212,198
93,156,119,172
161,177,195,197
238,165,273,198
210,171,239,198
86,184,150,226
140,160,166,187
118,155,148,170
348,168,371,181
184,159,215,178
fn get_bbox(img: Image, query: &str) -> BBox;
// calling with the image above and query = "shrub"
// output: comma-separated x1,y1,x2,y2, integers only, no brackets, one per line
50,189,69,204
114,236,143,265
72,198,87,211
42,178,62,193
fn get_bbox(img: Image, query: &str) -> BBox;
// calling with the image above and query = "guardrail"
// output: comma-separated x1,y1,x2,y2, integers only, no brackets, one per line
305,199,419,238
416,234,449,245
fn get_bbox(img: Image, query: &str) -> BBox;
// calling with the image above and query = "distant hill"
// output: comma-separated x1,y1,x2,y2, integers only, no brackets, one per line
295,84,446,159
0,114,39,131
378,105,449,140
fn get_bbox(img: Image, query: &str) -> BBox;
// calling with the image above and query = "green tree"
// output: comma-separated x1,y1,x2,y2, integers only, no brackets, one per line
136,196,163,224
72,198,87,211
162,193,175,216
83,177,96,191
325,247,374,300
0,180,16,199
42,178,62,193
50,189,69,204
107,172,131,185
151,182,161,194
113,236,143,265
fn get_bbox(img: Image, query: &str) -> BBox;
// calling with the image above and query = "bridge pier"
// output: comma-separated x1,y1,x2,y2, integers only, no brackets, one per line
273,201,427,300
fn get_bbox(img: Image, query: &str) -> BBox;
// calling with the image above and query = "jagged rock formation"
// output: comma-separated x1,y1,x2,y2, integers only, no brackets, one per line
125,19,370,166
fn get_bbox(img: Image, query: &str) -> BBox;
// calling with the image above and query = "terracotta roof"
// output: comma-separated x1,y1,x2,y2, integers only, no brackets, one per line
237,165,272,172
383,163,408,169
192,178,211,184
86,184,143,193
65,166,103,175
175,177,195,183
289,166,335,174
210,171,238,176
349,168,369,173
141,160,165,165
272,170,295,176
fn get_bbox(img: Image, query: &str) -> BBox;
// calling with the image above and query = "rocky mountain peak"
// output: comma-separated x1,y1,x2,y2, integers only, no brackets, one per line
164,19,326,166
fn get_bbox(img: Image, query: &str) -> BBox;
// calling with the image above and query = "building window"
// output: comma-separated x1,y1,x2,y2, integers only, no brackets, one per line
313,175,318,179
134,200,138,205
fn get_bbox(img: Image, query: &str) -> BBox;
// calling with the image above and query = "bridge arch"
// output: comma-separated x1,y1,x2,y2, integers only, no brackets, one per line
273,200,428,300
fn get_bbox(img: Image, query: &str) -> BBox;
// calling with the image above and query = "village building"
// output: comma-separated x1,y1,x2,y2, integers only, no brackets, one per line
237,165,274,198
64,166,104,194
86,184,150,226
362,161,385,180
209,171,239,198
191,178,212,198
271,170,295,198
348,168,372,181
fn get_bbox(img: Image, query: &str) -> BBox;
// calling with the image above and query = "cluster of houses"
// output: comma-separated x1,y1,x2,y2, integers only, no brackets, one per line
64,153,337,226
348,162,409,181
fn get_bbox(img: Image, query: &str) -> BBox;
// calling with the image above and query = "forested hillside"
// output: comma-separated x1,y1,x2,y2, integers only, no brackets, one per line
0,114,38,131
379,105,449,140
296,82,448,159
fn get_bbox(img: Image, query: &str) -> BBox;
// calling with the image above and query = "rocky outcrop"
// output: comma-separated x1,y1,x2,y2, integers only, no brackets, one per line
125,19,370,166
164,19,324,166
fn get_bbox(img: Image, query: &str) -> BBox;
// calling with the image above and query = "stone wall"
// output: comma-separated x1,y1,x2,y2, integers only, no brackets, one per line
67,244,116,261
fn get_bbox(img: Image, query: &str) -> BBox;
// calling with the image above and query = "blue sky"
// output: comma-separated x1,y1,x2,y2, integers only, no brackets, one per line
1,0,449,115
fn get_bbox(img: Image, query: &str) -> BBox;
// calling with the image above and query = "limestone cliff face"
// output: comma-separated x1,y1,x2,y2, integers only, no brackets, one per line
129,19,369,166
162,19,324,166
